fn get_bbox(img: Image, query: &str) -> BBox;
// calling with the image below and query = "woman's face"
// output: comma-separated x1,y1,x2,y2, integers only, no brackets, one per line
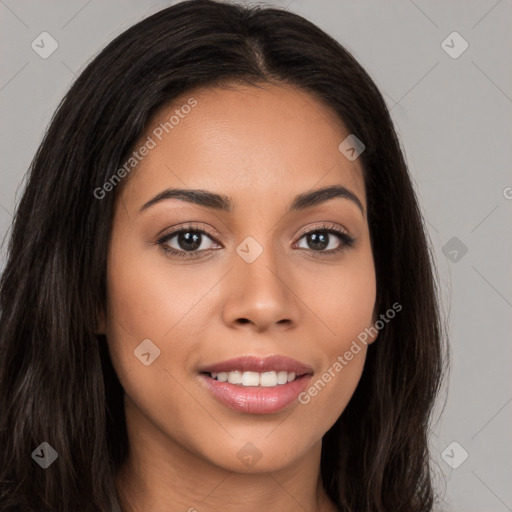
103,82,378,473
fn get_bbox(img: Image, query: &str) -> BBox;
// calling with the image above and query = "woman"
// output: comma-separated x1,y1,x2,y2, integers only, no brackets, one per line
0,0,448,510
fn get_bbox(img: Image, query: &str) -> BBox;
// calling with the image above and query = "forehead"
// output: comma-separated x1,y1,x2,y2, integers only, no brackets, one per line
119,82,366,214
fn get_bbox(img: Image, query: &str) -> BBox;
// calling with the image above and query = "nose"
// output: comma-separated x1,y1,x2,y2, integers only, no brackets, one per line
220,241,300,333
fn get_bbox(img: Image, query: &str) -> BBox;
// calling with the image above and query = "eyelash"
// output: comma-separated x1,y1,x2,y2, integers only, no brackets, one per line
155,223,355,259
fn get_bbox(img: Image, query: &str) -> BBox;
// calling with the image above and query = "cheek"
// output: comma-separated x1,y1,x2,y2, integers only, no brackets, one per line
103,235,203,377
105,226,216,334
103,242,208,434
293,247,376,423
296,346,367,439
302,250,376,349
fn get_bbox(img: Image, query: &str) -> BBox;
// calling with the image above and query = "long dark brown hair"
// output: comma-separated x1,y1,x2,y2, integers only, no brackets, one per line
0,1,448,510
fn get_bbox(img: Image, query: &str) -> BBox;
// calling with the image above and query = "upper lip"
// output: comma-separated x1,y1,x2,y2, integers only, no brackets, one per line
199,355,314,376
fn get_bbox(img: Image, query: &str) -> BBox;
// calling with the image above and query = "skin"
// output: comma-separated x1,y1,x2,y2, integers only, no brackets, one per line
100,82,378,512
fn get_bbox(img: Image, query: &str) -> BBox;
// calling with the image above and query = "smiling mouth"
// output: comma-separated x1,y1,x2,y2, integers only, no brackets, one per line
199,371,313,414
198,354,314,413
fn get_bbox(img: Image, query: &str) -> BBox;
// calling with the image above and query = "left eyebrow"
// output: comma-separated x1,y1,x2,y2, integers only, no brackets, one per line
288,185,365,217
139,184,365,217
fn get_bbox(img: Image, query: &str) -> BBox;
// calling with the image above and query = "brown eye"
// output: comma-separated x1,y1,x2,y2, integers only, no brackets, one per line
295,225,355,255
156,225,221,258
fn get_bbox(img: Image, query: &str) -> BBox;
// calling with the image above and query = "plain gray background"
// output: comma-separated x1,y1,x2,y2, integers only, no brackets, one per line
0,0,511,510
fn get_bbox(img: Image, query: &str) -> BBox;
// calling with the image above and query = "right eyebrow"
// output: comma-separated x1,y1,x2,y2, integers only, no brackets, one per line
140,188,234,213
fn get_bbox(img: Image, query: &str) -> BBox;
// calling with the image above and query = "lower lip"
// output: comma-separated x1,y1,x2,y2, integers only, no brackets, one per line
199,373,313,414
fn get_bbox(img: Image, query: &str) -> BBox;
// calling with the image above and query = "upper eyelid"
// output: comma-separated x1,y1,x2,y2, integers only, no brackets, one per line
157,224,219,244
295,222,349,237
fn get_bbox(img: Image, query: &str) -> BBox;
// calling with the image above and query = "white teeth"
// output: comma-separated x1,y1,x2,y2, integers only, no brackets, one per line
277,371,288,384
209,370,299,386
260,371,277,387
227,371,242,384
241,371,260,386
